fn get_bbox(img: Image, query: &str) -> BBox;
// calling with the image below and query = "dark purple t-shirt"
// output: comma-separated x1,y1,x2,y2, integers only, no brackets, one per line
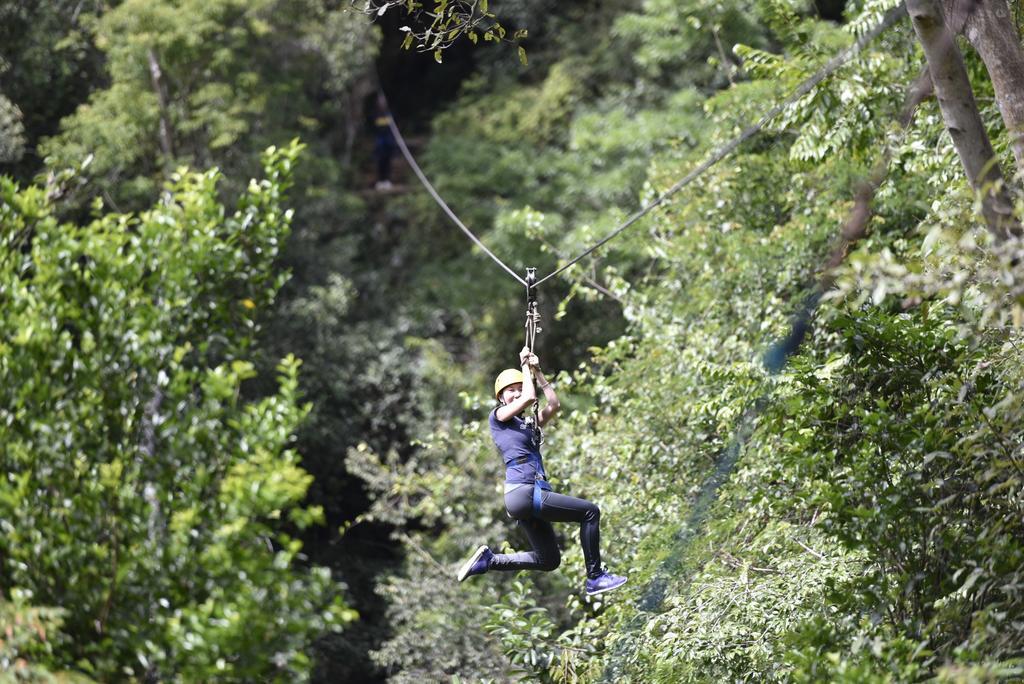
489,407,546,484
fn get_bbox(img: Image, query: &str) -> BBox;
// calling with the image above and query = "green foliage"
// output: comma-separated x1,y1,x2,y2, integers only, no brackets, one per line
0,591,97,683
40,0,378,211
0,143,352,681
339,355,509,680
761,307,1024,678
301,8,380,97
359,0,1024,680
0,92,25,164
734,20,914,164
0,0,104,180
365,0,529,59
612,0,769,89
14,0,1024,679
486,579,560,674
484,578,603,684
25,15,397,675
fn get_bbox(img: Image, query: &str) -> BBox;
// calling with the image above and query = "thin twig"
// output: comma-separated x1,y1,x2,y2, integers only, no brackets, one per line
794,539,826,560
397,531,448,574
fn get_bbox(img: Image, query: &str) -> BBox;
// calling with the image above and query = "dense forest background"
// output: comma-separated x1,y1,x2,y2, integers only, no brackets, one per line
2,0,1024,681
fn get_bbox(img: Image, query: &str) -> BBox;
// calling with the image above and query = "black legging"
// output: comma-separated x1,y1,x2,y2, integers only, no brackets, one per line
488,486,603,579
374,135,394,182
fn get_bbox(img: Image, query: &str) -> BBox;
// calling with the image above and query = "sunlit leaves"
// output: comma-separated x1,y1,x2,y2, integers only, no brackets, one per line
361,0,526,60
0,143,346,681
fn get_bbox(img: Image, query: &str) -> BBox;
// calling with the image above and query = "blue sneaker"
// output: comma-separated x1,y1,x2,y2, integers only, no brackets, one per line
585,569,628,596
457,545,494,582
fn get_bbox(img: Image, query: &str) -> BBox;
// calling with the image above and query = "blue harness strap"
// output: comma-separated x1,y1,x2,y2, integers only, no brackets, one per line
532,478,552,517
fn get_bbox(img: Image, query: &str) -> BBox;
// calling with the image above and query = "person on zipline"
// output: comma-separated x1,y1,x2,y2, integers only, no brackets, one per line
372,92,396,191
457,345,628,596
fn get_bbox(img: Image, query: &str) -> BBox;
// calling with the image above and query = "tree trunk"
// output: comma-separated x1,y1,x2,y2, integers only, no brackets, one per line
147,47,175,165
906,0,1021,240
139,387,166,682
957,0,1024,175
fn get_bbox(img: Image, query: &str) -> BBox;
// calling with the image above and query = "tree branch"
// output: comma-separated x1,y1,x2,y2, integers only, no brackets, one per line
906,0,1021,240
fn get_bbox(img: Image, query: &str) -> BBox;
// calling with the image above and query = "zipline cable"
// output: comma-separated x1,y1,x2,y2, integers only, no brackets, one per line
382,104,528,287
534,5,906,287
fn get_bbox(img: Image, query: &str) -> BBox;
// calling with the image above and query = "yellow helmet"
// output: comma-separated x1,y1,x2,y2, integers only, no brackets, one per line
493,368,524,399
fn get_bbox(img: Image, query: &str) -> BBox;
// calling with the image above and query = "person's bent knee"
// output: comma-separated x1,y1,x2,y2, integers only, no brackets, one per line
539,551,561,572
585,503,600,523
